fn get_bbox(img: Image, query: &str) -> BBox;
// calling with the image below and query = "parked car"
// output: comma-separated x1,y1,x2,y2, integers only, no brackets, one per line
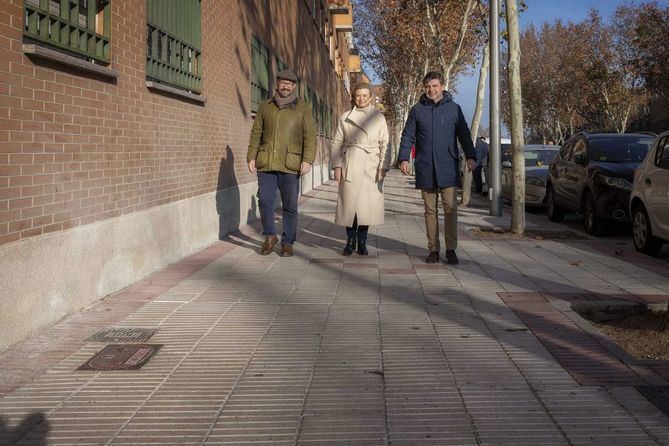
546,132,656,235
501,144,560,206
482,138,512,191
630,131,669,256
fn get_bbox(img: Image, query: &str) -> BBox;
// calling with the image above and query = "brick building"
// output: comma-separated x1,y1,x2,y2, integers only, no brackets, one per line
0,0,362,350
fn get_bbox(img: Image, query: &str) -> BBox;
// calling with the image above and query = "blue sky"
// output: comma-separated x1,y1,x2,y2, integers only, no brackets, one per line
449,0,654,135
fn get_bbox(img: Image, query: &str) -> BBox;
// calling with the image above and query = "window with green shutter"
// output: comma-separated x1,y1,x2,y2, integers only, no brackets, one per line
24,0,111,64
325,105,332,137
310,91,318,125
275,56,287,74
251,36,270,113
146,0,202,93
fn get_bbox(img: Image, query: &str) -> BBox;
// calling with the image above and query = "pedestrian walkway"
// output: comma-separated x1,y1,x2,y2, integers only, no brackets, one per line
2,171,669,445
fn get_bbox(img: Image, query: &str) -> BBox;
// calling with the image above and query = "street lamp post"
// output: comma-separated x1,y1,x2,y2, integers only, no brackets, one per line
489,0,502,216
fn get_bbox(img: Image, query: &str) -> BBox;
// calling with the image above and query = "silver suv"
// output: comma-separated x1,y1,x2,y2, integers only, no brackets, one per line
630,131,669,256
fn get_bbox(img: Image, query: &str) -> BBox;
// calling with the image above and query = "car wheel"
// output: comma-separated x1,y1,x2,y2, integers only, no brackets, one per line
582,191,600,235
546,186,565,222
632,205,663,256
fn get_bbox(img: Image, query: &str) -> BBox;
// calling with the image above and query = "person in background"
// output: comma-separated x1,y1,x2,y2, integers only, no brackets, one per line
331,83,391,256
474,136,489,195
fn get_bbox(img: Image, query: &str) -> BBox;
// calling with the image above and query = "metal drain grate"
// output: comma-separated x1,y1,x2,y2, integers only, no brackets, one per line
87,327,158,342
636,386,669,417
78,344,161,371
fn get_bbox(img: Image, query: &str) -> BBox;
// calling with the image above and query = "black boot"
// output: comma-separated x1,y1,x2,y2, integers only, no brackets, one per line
356,232,368,256
343,237,356,256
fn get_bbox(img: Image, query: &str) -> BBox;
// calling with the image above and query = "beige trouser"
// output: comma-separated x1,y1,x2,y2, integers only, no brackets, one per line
421,187,458,252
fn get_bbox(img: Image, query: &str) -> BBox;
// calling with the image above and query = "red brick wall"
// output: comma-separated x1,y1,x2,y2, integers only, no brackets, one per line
0,0,350,246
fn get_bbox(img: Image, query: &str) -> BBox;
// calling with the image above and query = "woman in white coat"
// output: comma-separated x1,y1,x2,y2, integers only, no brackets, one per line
331,83,391,256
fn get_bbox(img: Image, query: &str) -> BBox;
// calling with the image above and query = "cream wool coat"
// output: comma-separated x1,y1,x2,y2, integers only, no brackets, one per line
331,106,391,227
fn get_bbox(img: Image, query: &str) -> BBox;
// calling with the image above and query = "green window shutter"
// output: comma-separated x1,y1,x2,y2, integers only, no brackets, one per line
275,56,287,73
146,0,202,93
310,90,318,122
24,0,112,64
320,100,327,135
325,106,331,137
251,36,270,113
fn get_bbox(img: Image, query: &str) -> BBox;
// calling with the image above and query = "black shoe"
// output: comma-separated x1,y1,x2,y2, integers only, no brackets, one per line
343,237,355,256
425,251,440,263
357,233,368,255
445,249,459,265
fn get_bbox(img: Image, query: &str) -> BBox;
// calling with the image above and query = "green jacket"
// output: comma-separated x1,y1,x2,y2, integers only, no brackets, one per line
246,98,317,173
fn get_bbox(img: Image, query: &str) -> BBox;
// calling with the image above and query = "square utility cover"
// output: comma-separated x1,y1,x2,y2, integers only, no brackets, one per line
78,344,161,371
86,327,158,343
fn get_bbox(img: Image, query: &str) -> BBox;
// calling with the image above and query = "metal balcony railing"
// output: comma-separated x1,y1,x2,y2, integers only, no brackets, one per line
24,0,111,64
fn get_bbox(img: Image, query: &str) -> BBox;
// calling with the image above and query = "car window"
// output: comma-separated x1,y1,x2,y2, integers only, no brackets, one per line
656,136,669,169
559,140,574,160
502,149,512,164
572,140,587,162
524,149,559,167
588,136,654,162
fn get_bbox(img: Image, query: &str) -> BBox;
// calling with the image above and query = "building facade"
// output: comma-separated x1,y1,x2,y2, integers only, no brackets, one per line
0,0,361,350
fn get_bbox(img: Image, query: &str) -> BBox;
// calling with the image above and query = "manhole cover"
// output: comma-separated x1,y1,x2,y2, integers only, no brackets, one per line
87,327,158,342
636,386,669,417
78,344,161,371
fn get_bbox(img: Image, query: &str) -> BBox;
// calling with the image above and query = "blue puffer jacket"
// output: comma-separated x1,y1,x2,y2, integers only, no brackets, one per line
399,93,476,189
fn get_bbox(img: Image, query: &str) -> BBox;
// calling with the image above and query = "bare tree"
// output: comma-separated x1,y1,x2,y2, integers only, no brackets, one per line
462,4,490,207
505,0,525,234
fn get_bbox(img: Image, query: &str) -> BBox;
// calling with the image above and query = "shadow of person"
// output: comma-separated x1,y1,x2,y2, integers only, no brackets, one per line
0,412,50,445
216,146,241,240
246,195,257,224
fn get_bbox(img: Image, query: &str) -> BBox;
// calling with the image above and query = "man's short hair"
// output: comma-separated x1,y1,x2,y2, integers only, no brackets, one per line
423,71,445,85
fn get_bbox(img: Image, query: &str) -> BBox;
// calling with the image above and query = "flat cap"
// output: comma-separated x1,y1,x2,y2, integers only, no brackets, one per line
276,69,298,82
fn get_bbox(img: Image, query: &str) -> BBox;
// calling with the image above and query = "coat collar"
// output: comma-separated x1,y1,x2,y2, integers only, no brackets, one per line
419,91,453,107
344,106,377,133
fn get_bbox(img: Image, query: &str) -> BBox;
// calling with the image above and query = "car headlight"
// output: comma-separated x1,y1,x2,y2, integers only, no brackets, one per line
600,175,632,191
526,176,545,187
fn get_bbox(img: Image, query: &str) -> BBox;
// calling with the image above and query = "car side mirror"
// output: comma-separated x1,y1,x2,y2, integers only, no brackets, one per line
501,161,512,168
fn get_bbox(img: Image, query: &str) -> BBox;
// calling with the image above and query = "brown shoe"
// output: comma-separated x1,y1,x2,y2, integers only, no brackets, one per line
280,244,294,257
425,251,440,263
444,249,459,265
260,235,278,255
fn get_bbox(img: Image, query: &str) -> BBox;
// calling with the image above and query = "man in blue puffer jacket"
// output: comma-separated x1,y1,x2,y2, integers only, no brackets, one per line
399,71,476,265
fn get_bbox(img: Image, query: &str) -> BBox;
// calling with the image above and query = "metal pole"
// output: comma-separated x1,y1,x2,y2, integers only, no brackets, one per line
489,0,502,216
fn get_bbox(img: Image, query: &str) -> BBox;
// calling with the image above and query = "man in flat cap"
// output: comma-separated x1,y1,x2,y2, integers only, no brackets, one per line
247,69,316,257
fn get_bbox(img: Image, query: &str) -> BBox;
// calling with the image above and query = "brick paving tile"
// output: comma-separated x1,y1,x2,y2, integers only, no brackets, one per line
2,171,669,445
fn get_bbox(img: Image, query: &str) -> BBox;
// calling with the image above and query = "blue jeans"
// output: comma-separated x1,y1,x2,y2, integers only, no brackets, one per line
257,171,299,245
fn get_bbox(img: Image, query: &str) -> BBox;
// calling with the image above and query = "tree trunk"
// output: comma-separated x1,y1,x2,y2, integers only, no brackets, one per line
443,0,475,91
506,0,525,234
463,29,490,207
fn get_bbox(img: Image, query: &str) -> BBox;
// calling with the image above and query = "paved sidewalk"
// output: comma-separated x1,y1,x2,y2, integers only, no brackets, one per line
2,171,669,445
